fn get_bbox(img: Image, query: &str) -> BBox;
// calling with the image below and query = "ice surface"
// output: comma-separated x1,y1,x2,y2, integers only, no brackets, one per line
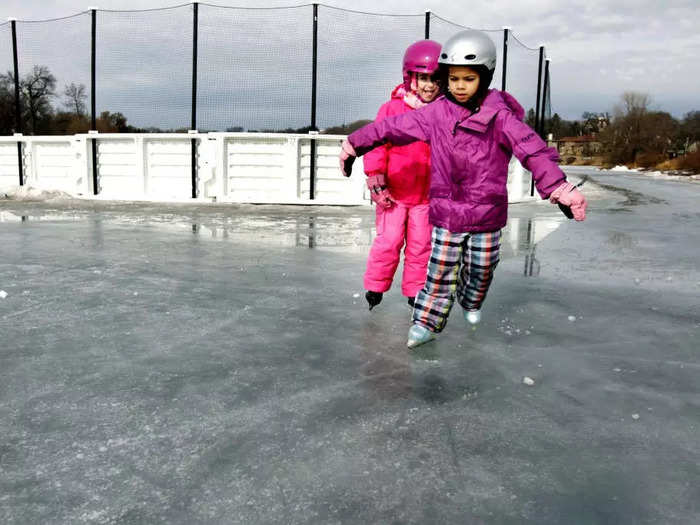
0,169,699,524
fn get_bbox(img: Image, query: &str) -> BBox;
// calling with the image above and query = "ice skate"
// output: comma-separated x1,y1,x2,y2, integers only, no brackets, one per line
365,291,383,310
407,296,415,308
463,308,481,325
407,324,436,348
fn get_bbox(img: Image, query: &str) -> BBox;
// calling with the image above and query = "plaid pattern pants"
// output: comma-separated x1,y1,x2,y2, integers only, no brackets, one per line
412,227,501,333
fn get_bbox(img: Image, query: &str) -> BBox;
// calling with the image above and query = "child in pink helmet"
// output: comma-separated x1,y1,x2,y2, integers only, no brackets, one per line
363,39,442,311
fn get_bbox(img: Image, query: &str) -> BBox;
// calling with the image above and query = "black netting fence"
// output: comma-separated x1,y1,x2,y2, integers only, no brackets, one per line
429,15,504,95
506,34,540,126
0,22,14,133
15,13,92,134
98,6,192,132
317,7,423,131
198,4,311,132
0,4,552,137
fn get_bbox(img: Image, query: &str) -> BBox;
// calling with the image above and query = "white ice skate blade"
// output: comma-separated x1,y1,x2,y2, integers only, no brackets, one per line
406,325,436,348
464,309,481,325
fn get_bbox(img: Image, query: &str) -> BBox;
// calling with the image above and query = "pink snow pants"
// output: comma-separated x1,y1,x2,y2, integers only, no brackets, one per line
364,202,431,297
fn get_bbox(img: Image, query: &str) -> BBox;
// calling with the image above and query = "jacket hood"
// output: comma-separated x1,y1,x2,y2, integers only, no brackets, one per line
391,84,406,100
452,89,525,134
480,89,525,120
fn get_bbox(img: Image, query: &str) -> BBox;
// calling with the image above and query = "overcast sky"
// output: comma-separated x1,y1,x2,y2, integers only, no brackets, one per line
1,0,698,127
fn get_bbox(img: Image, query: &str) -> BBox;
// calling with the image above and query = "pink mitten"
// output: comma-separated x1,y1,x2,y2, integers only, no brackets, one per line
366,174,396,209
339,139,357,177
549,182,587,221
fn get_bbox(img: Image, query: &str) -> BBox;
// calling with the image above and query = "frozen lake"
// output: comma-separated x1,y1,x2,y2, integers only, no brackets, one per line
1,168,698,524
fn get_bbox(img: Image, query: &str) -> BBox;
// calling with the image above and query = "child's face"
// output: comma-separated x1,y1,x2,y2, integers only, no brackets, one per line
414,73,440,102
448,66,480,104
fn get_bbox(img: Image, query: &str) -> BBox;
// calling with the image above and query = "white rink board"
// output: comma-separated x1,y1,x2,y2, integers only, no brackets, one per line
0,132,534,205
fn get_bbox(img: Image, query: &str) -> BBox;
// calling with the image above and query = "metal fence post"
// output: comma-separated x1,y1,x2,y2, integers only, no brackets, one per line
535,45,544,136
501,27,509,91
90,7,99,195
424,10,430,39
309,3,318,200
191,0,199,199
541,58,550,136
10,18,24,186
532,60,550,196
532,45,545,196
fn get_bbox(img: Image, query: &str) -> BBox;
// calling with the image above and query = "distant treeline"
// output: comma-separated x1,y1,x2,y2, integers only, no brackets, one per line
2,68,698,172
527,92,699,170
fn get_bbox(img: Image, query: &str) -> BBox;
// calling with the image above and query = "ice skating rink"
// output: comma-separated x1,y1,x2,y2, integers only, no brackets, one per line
1,169,698,524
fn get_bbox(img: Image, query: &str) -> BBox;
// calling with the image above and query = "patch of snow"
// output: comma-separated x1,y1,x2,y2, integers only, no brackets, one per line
567,315,577,322
1,185,74,201
523,376,535,386
0,290,7,299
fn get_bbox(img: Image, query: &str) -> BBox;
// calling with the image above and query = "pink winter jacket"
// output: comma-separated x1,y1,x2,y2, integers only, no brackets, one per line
363,85,430,206
350,89,567,233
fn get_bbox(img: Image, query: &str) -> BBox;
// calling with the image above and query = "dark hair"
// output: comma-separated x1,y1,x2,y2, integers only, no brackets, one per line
439,63,495,107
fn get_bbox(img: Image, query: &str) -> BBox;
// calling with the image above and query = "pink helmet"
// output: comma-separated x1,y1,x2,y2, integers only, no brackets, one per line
402,39,441,90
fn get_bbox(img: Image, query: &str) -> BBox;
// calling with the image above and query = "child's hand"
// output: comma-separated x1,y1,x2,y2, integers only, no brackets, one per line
366,174,396,209
549,182,587,221
339,139,357,177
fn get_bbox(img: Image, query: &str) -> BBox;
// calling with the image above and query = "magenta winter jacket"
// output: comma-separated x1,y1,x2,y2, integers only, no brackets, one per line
362,85,430,206
349,89,567,233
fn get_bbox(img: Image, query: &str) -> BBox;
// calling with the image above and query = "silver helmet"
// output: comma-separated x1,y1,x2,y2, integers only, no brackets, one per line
438,30,497,71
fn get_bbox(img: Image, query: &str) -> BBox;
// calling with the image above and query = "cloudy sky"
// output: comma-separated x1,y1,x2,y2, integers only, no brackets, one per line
1,0,698,129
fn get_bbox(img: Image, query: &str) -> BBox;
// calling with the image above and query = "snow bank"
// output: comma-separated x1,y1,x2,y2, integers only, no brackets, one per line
605,166,699,182
1,185,75,202
638,170,700,182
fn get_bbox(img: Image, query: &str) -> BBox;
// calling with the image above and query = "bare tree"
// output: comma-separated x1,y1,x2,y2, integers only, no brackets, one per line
63,82,87,116
21,65,56,133
600,91,682,166
621,91,651,115
680,111,700,151
0,72,16,134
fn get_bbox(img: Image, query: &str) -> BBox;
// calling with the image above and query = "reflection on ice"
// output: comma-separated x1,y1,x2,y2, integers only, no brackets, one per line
2,208,564,261
184,215,563,254
501,216,563,257
0,211,83,223
186,215,374,250
524,244,540,277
